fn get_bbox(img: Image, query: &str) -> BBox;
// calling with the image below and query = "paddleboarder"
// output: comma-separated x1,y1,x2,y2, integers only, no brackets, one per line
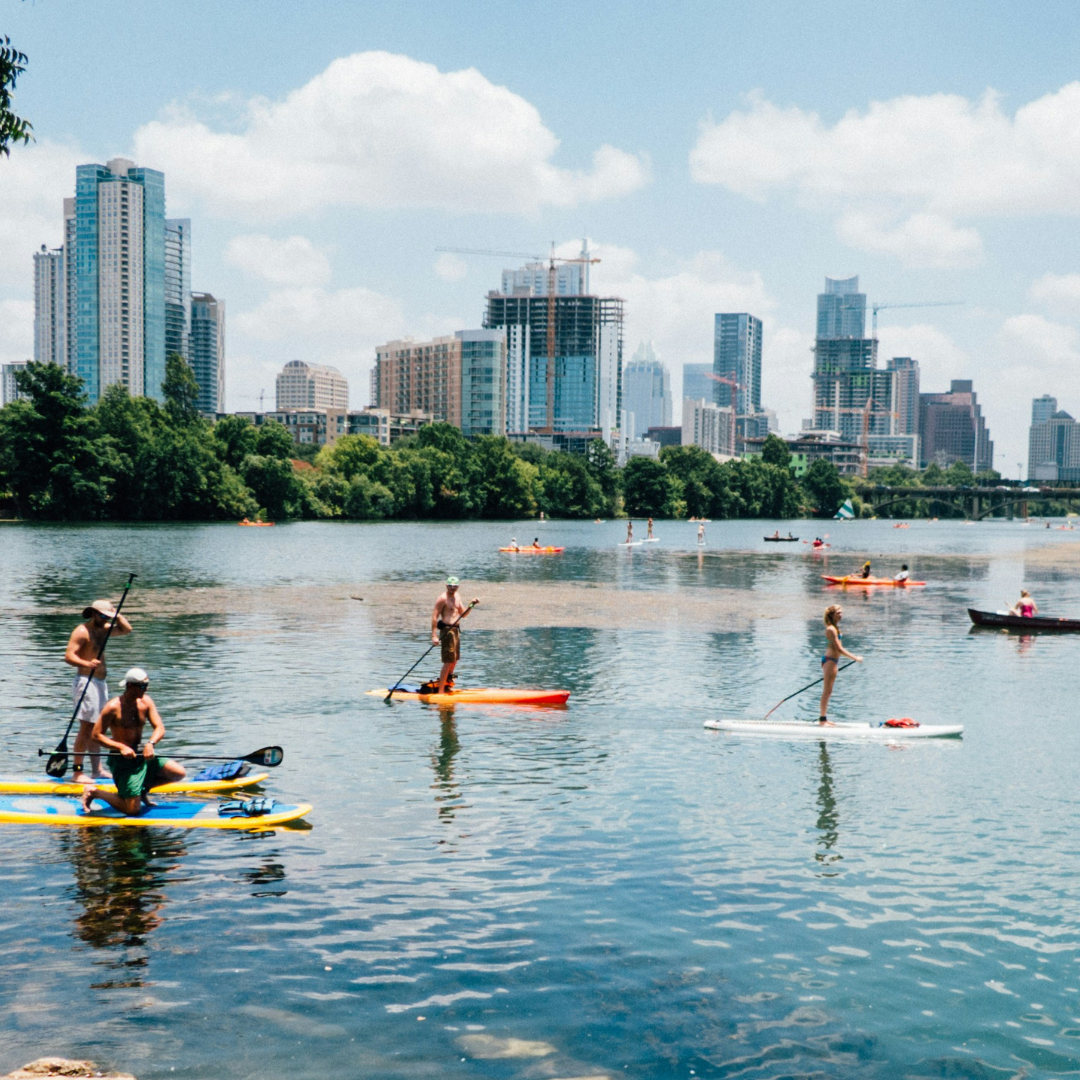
432,578,479,694
647,517,654,540
819,605,863,725
697,522,705,546
80,668,186,816
64,598,133,784
626,520,634,544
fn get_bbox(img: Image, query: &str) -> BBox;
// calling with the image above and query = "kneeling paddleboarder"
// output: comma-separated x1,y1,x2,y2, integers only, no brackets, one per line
432,578,480,694
819,605,863,725
80,668,186,815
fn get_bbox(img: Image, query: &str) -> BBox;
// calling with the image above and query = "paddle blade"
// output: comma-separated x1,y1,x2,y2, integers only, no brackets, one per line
247,746,284,767
45,752,69,778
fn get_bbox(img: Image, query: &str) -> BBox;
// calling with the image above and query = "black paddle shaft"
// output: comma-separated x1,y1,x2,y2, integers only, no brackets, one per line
46,573,137,778
761,660,857,721
385,600,477,701
40,745,284,767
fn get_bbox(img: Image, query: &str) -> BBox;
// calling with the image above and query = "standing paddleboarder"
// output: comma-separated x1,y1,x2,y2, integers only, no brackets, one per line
432,578,479,694
64,599,133,783
819,604,862,725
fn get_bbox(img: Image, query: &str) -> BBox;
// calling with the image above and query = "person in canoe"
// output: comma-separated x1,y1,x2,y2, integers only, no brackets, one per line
895,564,910,583
819,605,863,725
80,668,186,816
532,538,541,549
857,560,872,579
432,577,480,694
1011,589,1038,618
771,529,781,539
64,598,133,784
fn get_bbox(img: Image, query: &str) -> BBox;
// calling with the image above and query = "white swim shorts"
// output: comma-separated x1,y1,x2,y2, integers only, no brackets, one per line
71,675,109,725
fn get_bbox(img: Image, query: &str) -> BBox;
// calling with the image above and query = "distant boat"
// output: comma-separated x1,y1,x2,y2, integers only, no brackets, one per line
969,608,1080,631
834,499,855,520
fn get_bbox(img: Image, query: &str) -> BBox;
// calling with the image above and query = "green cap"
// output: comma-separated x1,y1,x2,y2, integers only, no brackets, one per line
446,576,460,587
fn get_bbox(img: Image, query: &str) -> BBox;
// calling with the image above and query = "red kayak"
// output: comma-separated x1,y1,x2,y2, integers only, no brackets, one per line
367,687,570,705
823,575,925,587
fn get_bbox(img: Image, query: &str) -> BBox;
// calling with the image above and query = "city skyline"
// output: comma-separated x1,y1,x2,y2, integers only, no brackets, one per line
6,2,1080,468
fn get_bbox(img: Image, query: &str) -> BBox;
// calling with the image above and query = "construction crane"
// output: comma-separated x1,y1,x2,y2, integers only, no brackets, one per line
705,371,744,455
434,243,601,431
871,300,962,336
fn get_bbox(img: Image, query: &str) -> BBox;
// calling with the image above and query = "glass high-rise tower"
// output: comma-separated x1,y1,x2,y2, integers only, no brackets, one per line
623,342,672,438
165,218,192,364
190,293,225,415
713,312,762,440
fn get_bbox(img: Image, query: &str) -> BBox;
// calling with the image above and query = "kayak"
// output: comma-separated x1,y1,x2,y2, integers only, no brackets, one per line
0,794,312,829
764,536,799,542
823,575,925,587
968,608,1080,631
0,772,269,796
367,687,570,705
238,521,274,527
704,719,962,739
499,546,564,554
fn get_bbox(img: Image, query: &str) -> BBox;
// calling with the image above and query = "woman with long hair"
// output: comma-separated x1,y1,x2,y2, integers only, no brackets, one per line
819,605,863,725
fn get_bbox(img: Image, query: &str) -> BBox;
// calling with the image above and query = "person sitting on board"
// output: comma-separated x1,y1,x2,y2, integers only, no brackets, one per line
64,598,133,784
771,530,780,539
858,561,872,579
819,605,863,725
509,537,519,551
80,669,186,816
895,564,910,583
647,517,654,540
432,578,479,694
1011,589,1038,618
787,532,795,539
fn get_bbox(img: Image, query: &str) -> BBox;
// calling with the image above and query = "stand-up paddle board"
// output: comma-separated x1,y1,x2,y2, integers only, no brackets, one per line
368,687,570,705
643,537,660,542
0,772,269,796
0,794,312,829
704,719,961,739
619,541,643,547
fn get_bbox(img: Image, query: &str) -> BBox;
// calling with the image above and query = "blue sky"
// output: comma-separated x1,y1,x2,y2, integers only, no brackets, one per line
5,0,1080,470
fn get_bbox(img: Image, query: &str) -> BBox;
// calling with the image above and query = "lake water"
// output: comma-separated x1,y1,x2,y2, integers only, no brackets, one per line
2,517,1080,1079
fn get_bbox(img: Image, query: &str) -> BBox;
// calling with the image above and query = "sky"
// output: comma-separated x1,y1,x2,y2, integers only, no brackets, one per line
5,0,1080,472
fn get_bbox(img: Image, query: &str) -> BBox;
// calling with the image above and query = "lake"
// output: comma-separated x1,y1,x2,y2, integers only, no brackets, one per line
1,516,1079,1079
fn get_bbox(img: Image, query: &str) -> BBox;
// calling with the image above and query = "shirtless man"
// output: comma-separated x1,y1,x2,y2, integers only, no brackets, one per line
80,668,185,816
64,599,133,783
431,577,479,694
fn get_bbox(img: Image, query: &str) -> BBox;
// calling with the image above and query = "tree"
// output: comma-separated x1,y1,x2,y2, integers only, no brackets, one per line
622,456,684,517
212,415,258,470
0,36,32,156
241,455,303,520
468,436,538,518
802,459,846,517
254,420,295,461
163,353,202,426
585,438,619,514
761,433,792,469
539,452,605,518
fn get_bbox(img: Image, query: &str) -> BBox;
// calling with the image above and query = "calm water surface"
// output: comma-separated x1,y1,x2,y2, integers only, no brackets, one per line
1,518,1079,1078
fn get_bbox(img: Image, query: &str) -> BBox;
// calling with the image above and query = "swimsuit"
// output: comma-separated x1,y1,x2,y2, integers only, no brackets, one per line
822,630,842,666
1019,601,1035,617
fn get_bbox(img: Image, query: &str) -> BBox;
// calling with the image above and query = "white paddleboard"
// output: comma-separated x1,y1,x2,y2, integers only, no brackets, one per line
704,719,963,740
618,540,644,547
643,537,659,542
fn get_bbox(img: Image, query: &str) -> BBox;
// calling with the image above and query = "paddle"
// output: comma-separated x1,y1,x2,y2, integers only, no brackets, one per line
39,745,284,767
45,573,137,779
761,660,857,721
384,600,478,702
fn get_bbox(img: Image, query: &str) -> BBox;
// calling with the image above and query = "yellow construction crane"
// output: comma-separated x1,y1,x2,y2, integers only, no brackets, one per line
434,244,601,431
871,300,962,336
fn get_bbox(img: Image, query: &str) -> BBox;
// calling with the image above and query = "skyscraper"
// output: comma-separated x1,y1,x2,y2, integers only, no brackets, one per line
713,313,762,420
165,218,192,363
1027,397,1080,480
484,243,623,439
682,363,713,404
190,293,225,415
1032,394,1057,428
919,379,993,471
811,275,895,443
276,359,349,411
887,357,921,436
33,244,65,366
458,328,507,437
623,342,672,438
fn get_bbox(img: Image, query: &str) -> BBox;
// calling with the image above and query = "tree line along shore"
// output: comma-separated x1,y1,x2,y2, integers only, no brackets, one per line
0,359,1006,524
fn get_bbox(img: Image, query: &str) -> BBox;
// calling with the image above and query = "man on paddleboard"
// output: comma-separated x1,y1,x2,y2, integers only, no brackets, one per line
80,668,186,816
432,578,479,694
64,599,133,784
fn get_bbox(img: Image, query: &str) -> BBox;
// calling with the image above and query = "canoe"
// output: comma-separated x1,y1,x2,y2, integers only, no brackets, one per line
499,546,564,554
0,772,269,796
704,719,962,739
0,794,312,829
764,536,799,542
823,575,926,587
367,687,570,705
968,608,1080,631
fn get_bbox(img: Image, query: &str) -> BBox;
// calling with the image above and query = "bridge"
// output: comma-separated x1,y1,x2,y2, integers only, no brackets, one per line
852,484,1080,520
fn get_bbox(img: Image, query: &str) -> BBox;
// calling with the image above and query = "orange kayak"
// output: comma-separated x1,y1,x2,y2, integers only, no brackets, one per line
238,521,274,527
367,687,570,705
499,546,564,554
823,575,925,587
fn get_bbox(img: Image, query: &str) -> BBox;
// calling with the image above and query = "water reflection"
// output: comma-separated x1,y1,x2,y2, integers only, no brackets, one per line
58,827,186,988
430,709,464,832
814,743,842,874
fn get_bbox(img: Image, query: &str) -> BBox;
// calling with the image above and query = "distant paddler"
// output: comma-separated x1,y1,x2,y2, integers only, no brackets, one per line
626,520,634,545
647,517,654,540
432,577,479,694
857,560,872,579
895,564,910,584
508,537,520,551
531,537,542,549
1011,589,1038,618
819,605,863,725
697,522,705,546
64,598,133,784
80,668,186,816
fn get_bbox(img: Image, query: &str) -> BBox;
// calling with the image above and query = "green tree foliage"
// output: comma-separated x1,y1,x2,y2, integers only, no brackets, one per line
538,452,605,518
254,420,295,461
468,436,538,518
163,353,201,426
584,438,620,515
760,433,792,469
0,36,32,157
623,456,685,517
212,414,258,471
802,459,846,517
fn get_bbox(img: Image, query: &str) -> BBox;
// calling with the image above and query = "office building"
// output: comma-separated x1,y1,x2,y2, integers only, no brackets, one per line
348,408,433,446
888,357,921,435
2,361,28,406
811,275,895,443
919,379,994,470
744,430,863,476
682,398,735,456
1028,399,1080,481
623,342,672,438
372,336,461,426
276,359,348,412
866,433,919,469
485,243,623,440
33,245,66,366
646,425,682,448
682,363,713,405
713,313,763,442
164,218,192,362
458,328,506,437
190,293,225,415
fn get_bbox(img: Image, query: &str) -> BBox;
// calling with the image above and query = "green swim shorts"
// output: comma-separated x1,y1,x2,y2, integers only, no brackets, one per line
107,752,171,799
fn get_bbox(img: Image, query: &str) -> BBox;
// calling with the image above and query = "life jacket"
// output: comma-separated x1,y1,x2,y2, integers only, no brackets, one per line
193,760,252,781
419,678,455,694
884,717,918,728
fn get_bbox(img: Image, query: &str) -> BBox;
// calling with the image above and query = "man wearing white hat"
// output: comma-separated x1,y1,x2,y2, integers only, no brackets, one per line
81,668,186,816
63,599,133,784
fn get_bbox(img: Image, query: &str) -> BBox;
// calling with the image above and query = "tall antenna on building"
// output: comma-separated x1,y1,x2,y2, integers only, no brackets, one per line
259,388,265,411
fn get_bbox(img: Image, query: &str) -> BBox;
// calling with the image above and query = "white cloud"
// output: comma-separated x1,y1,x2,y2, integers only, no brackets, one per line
224,234,331,287
1028,273,1080,316
433,252,468,282
0,299,34,365
690,83,1080,265
133,51,648,219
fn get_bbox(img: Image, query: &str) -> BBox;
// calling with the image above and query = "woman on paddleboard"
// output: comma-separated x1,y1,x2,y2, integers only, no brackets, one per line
819,605,863,725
